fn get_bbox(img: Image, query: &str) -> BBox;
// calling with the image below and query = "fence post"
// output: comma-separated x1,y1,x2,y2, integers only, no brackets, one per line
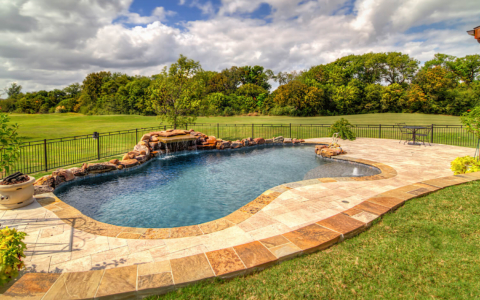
97,136,101,160
135,128,138,143
290,123,292,139
379,124,381,139
252,124,254,138
217,123,219,138
431,124,434,144
44,139,48,172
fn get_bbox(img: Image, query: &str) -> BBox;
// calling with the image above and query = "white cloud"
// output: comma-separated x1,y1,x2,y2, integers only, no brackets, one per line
0,0,479,92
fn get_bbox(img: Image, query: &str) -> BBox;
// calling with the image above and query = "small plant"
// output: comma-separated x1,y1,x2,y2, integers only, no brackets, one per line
450,156,480,175
0,226,27,286
329,118,356,141
461,107,480,139
0,114,21,175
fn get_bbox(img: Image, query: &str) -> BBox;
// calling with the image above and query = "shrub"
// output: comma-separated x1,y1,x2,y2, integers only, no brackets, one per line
450,156,480,175
0,227,27,286
329,118,356,140
0,114,21,175
55,106,67,113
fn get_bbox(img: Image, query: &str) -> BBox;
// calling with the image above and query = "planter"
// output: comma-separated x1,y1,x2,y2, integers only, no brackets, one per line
0,176,35,210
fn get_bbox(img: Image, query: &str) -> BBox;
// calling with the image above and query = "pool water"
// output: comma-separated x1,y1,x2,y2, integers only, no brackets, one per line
54,145,380,228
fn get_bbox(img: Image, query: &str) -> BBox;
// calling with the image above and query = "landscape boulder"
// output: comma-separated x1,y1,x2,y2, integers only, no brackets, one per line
283,138,292,143
34,175,52,186
241,139,250,147
254,138,265,145
141,134,151,141
231,142,242,149
85,163,118,174
150,136,159,142
109,159,119,165
273,136,284,143
265,139,273,144
135,155,148,163
69,167,87,177
120,159,139,168
34,185,54,195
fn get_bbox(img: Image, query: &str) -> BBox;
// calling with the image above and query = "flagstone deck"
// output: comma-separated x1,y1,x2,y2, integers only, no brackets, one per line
2,138,478,299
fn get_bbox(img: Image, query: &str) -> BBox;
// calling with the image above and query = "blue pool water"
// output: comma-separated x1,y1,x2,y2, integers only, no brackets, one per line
54,145,379,228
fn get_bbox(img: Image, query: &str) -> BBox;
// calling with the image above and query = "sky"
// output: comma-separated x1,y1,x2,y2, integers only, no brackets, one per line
0,0,479,92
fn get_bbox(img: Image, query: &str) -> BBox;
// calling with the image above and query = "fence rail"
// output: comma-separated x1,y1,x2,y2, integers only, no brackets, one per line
2,123,476,177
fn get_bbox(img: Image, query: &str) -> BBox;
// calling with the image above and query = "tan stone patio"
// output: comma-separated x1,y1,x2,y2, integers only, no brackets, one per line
2,138,478,299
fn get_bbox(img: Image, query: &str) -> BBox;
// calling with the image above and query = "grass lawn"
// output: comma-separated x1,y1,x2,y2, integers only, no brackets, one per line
8,113,461,141
148,181,480,300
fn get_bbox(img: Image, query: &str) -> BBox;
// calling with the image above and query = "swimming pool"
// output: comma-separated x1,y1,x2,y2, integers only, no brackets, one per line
54,145,380,228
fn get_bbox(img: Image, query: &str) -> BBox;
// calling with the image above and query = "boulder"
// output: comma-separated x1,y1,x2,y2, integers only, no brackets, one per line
53,175,65,186
151,151,159,157
315,144,327,150
135,155,148,163
241,139,250,147
52,169,75,182
265,139,273,144
222,141,231,148
34,185,54,195
134,145,150,156
249,140,257,146
273,136,284,143
150,136,159,142
122,153,130,161
120,159,139,168
254,138,265,145
207,136,217,144
109,159,119,165
216,143,225,150
34,175,52,186
85,163,118,174
231,142,242,149
69,167,87,177
283,138,292,143
139,141,148,147
141,134,151,141
292,138,299,144
117,164,125,170
172,129,187,135
166,129,174,132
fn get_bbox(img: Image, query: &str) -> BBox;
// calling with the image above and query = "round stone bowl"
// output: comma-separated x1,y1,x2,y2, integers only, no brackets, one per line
0,176,35,210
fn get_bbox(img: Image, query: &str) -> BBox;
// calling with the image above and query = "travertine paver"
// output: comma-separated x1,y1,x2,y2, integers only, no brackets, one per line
3,138,479,299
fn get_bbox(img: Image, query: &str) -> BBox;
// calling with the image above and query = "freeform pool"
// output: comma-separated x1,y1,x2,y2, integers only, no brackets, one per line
54,145,380,228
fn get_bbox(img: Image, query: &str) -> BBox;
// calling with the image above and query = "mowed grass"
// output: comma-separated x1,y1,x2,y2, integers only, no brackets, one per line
149,181,480,300
8,113,461,141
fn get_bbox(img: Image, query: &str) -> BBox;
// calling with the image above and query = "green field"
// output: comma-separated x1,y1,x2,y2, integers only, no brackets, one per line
148,181,480,300
8,113,462,141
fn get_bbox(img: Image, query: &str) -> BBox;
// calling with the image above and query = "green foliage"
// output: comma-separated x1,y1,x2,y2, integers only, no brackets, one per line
0,227,27,286
450,156,480,175
0,114,20,174
329,118,356,140
1,52,479,118
147,55,204,128
460,106,480,139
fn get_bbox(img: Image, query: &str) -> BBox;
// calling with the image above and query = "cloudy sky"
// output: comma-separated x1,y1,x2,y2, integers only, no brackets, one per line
1,0,479,92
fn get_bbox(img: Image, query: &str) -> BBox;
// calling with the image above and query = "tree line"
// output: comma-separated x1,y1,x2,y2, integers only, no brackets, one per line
1,52,479,123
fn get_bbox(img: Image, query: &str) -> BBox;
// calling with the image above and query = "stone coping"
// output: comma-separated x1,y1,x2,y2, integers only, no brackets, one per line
36,155,395,240
6,172,480,300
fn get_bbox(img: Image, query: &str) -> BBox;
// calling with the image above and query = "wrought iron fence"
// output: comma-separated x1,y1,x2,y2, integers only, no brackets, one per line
2,123,477,177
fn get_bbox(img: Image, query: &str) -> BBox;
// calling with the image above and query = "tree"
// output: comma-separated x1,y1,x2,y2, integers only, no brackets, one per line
239,66,273,90
380,83,405,112
147,55,204,128
382,52,419,85
450,54,480,85
273,81,324,116
4,83,22,99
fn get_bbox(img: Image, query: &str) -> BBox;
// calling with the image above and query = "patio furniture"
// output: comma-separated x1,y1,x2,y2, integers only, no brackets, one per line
415,127,432,146
403,126,427,145
396,123,413,144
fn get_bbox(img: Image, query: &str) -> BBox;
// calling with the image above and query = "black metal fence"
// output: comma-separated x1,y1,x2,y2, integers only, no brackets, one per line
3,124,477,177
